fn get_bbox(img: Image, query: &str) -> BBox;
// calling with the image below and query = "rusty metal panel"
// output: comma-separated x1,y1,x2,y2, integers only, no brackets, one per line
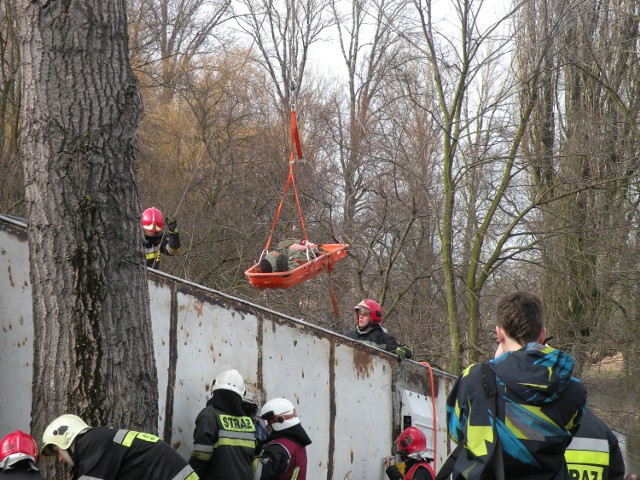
0,220,32,435
0,215,455,480
332,341,395,480
148,279,174,435
168,290,260,456
260,316,332,478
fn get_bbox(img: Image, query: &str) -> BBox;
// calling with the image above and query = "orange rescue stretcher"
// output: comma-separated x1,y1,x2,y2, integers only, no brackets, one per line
245,243,348,289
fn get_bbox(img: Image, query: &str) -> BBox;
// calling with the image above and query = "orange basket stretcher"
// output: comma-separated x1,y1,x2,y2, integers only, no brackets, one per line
245,243,348,289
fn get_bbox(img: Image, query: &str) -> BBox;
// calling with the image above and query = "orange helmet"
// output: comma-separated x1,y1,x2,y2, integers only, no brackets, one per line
0,430,38,470
354,299,383,325
141,207,164,236
395,426,427,455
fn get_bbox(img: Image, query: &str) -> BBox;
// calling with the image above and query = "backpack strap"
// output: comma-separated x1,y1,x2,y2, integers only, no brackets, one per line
481,362,504,480
434,363,504,480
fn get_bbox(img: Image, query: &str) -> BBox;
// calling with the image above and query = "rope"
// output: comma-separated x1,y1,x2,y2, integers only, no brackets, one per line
419,361,438,470
264,107,308,250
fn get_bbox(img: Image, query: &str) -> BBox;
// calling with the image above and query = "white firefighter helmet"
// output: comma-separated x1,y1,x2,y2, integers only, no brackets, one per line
40,414,91,457
259,398,300,431
211,369,246,397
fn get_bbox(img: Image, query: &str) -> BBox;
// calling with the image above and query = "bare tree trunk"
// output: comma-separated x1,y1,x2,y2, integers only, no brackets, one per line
19,0,158,454
0,0,24,214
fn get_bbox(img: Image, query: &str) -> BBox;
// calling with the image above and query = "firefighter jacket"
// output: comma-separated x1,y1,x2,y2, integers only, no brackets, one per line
189,391,257,480
386,459,435,480
72,427,197,480
344,325,412,360
0,466,46,479
144,230,181,269
254,424,312,480
446,342,587,480
565,409,625,480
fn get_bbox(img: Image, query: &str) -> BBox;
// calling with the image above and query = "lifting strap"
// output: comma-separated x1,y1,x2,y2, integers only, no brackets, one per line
434,363,504,480
264,108,308,252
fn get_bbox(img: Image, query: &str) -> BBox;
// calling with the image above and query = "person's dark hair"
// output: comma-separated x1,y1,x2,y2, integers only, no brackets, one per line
496,291,544,345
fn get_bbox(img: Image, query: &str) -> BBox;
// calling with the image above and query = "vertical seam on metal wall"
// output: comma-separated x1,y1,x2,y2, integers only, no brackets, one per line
163,283,178,441
327,340,335,480
257,313,263,393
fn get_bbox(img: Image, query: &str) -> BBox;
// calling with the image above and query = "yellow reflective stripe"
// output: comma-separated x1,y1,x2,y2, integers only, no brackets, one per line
291,467,300,480
213,438,256,449
219,415,256,433
171,465,199,480
122,431,139,447
565,450,610,466
185,474,199,480
190,451,212,461
567,464,604,480
116,430,160,448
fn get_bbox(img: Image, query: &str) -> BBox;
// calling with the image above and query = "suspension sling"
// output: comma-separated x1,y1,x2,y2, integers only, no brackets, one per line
245,106,348,290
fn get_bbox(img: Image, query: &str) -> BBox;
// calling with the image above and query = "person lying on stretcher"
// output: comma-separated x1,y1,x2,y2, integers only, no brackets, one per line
257,238,319,273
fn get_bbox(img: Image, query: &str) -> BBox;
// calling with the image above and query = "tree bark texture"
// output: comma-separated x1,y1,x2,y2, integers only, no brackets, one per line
19,0,158,440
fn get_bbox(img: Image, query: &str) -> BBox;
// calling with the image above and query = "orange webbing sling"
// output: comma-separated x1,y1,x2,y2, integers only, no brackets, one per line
245,107,347,316
263,107,308,251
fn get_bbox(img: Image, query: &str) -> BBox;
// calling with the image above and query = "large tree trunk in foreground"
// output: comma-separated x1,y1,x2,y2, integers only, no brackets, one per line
19,0,159,455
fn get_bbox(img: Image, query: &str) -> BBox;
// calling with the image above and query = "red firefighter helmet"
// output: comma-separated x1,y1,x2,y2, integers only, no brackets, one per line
141,207,165,237
0,430,38,470
354,299,383,325
395,426,427,455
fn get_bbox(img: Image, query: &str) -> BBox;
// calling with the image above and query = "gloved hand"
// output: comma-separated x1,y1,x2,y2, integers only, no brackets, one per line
394,346,411,363
166,217,178,234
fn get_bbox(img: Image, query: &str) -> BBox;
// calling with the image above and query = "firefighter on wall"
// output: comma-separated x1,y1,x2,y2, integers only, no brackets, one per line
344,299,413,362
141,206,181,269
254,398,312,480
40,414,198,480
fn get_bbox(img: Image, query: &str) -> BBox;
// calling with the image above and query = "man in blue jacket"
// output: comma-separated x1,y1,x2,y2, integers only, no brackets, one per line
446,291,587,479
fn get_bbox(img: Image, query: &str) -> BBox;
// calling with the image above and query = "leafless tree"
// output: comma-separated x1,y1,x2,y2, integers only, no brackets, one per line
19,0,157,469
128,0,232,101
0,0,23,215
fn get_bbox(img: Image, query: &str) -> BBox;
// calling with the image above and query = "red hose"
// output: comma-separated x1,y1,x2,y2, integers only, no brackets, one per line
419,361,437,469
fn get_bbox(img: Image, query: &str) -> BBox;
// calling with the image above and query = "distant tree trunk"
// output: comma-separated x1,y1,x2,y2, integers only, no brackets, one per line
0,0,24,214
19,0,158,455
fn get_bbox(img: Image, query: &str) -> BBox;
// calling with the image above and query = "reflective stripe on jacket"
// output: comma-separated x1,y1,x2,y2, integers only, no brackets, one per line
190,406,256,480
75,427,198,480
565,409,625,480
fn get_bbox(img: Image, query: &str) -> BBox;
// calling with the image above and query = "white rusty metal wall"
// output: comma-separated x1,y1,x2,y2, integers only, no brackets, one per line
0,215,455,480
0,218,32,432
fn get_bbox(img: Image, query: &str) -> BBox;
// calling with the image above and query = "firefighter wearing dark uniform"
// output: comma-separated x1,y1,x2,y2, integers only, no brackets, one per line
141,207,181,269
0,430,46,479
384,427,435,480
344,299,412,362
40,414,198,480
254,398,312,480
565,408,625,480
189,369,257,480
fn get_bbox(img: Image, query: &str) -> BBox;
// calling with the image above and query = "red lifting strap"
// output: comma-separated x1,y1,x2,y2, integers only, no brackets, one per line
264,108,308,251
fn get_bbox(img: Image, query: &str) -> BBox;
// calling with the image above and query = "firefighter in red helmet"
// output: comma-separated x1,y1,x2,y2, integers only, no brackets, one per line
0,430,45,479
384,427,435,480
344,299,412,362
141,207,181,269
